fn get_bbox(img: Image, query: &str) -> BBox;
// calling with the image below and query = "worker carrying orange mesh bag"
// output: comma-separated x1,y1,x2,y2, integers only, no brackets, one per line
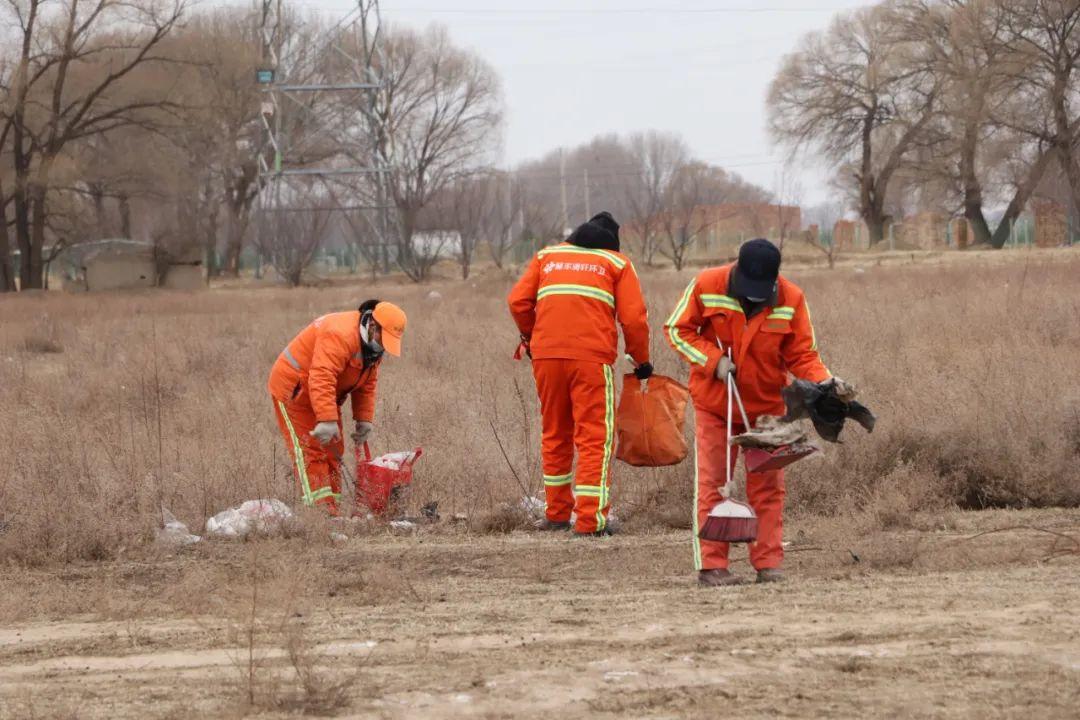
508,212,651,536
664,239,852,587
615,372,689,467
267,300,406,515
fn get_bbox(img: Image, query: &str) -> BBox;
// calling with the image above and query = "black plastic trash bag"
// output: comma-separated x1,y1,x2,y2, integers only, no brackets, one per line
781,379,876,443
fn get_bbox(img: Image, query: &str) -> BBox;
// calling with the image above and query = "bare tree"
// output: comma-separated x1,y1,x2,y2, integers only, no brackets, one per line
165,9,264,276
991,0,1080,247
483,170,519,269
443,173,492,280
624,130,688,265
517,177,564,252
658,162,726,271
1,0,188,290
803,199,847,268
892,0,1017,245
768,2,939,247
348,25,502,282
771,163,804,250
256,195,332,287
0,104,16,290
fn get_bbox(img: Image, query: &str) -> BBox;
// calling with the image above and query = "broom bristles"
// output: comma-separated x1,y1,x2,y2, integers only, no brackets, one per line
699,500,758,542
699,516,758,543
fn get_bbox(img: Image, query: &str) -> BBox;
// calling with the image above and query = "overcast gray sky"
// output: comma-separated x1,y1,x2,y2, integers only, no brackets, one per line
257,0,868,202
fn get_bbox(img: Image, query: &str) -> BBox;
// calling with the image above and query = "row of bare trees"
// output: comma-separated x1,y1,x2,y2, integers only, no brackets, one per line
769,0,1080,248
446,131,772,274
0,0,504,290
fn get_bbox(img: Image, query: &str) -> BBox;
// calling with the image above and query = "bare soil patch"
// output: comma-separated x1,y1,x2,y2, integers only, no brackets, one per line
2,509,1077,719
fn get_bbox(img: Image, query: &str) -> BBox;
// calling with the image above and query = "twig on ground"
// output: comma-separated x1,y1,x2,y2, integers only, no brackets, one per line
489,419,531,500
945,525,1080,549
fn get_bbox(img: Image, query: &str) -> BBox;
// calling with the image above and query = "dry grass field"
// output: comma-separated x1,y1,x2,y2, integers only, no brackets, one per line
1,249,1078,718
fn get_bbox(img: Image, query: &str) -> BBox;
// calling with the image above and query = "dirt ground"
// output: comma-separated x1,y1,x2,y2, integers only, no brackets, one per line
1,509,1078,719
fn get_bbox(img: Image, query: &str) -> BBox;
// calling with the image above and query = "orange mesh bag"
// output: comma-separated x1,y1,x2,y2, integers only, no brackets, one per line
616,373,690,467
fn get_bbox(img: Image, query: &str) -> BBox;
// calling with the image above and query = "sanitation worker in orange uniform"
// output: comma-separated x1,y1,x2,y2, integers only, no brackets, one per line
665,239,850,586
508,212,651,536
268,300,406,513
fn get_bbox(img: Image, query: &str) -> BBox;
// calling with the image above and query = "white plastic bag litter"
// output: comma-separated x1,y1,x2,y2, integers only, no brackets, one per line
368,450,420,470
519,495,545,519
205,499,293,538
156,509,201,546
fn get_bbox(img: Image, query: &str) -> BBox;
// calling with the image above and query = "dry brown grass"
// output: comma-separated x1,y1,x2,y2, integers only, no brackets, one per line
0,251,1078,567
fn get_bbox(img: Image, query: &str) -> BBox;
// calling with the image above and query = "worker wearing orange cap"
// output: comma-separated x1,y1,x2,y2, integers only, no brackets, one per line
268,299,406,513
508,212,651,536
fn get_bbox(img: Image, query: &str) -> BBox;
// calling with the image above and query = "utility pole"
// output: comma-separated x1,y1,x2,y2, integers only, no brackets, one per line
253,0,389,274
559,148,569,233
584,168,591,219
505,171,514,253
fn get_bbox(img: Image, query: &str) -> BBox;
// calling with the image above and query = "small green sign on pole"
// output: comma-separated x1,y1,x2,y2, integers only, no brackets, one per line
256,68,275,84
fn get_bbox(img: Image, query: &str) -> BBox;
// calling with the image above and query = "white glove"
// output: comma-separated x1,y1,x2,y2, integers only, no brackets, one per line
831,377,856,399
352,421,373,445
714,356,736,379
310,421,341,446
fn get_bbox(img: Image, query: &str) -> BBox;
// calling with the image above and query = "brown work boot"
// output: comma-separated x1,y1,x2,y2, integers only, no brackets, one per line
535,518,572,531
697,569,747,587
756,568,785,584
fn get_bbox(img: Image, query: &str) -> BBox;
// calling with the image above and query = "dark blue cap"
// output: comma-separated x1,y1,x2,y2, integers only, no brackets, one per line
731,238,781,300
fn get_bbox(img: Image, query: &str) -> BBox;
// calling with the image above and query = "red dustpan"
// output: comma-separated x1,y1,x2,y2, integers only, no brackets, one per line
698,350,759,544
744,444,817,473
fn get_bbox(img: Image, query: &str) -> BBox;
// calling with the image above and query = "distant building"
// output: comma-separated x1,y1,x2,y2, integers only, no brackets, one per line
66,240,205,291
160,245,205,290
82,243,157,291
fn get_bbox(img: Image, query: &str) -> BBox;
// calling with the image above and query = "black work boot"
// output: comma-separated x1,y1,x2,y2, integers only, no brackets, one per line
535,518,572,531
574,515,619,537
756,568,785,584
698,569,747,587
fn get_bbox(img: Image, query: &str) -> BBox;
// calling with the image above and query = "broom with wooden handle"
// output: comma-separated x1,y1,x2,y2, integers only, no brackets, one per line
698,344,758,544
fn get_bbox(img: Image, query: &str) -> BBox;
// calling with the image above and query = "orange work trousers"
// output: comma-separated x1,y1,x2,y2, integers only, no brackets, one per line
272,398,344,513
532,359,616,534
693,407,785,571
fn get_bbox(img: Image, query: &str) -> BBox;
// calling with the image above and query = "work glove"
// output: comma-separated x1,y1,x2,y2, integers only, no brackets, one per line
633,362,654,381
714,356,736,380
352,421,374,445
310,421,341,446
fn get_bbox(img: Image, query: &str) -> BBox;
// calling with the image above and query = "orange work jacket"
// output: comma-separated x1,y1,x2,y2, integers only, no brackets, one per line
508,242,650,366
664,263,830,421
267,311,380,423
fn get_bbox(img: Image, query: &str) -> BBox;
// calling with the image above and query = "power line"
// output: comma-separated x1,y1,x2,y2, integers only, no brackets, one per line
511,159,782,181
383,6,853,15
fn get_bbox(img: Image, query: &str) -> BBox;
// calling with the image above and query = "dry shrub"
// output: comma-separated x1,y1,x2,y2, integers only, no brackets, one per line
323,558,422,605
621,469,694,531
220,544,366,714
0,253,1078,566
19,313,65,354
469,503,534,533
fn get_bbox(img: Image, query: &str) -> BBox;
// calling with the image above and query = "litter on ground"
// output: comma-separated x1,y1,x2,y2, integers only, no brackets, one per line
204,499,293,538
156,509,201,546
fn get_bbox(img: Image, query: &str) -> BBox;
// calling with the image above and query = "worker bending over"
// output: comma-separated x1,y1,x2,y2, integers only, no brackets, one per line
509,212,652,536
665,239,849,586
268,300,407,514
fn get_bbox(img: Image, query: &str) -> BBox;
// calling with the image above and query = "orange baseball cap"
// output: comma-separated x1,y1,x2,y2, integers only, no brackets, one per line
372,302,406,356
